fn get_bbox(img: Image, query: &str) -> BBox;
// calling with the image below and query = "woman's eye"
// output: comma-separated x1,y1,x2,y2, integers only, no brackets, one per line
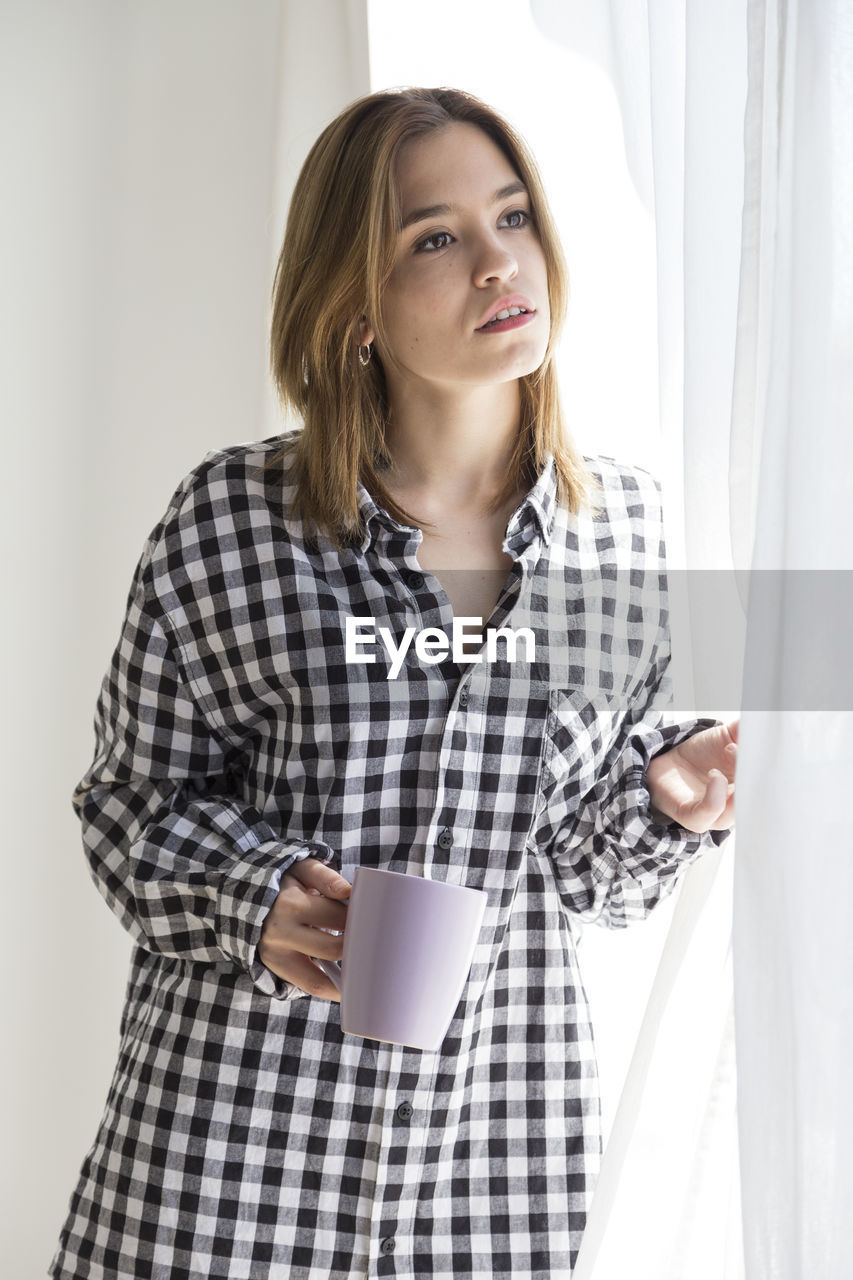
415,231,453,253
502,209,531,229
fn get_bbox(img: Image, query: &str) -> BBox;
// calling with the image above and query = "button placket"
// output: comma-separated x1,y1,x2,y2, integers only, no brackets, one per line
374,1060,435,1274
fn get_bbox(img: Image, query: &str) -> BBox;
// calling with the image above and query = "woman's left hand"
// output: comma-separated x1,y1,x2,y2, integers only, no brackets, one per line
645,718,738,833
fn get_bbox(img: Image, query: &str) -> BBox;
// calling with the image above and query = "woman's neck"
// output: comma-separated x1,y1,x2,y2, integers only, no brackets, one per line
383,380,522,511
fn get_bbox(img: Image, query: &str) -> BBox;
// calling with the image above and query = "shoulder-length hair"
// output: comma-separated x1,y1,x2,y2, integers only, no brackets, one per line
269,86,601,548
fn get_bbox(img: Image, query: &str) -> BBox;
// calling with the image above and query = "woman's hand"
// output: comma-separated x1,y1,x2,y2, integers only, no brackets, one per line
258,858,352,1000
645,719,738,834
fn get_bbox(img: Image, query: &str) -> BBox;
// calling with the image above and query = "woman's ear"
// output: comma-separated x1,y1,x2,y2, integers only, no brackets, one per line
358,315,376,347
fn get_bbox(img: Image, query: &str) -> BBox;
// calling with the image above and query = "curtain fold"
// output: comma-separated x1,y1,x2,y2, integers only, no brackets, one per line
732,2,853,1277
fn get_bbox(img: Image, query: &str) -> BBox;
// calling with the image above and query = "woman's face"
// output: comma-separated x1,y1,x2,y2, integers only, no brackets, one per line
366,122,551,398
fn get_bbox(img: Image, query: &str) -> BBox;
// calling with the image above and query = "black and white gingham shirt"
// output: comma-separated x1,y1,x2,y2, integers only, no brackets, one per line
51,433,729,1280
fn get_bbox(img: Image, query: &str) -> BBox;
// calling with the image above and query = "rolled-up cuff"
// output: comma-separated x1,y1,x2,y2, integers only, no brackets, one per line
598,717,733,877
214,840,338,998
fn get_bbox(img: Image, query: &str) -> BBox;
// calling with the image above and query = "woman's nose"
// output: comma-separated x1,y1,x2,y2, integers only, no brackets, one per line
472,235,518,287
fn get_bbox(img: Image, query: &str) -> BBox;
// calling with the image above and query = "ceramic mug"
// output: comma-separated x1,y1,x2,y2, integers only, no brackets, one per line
311,866,488,1052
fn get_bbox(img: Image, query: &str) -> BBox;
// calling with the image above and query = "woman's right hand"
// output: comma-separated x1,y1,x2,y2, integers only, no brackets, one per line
257,858,352,1001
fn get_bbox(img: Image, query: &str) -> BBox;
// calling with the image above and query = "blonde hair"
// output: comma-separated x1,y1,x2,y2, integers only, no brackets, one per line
269,87,601,548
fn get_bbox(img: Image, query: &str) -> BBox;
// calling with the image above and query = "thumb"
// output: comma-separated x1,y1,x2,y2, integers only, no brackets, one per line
290,857,351,898
702,770,729,819
679,770,729,833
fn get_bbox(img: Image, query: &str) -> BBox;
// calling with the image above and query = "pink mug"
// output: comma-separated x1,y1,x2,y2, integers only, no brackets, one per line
312,866,487,1052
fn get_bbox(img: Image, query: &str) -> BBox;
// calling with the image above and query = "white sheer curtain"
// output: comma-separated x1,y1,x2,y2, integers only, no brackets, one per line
732,3,853,1278
533,0,853,1277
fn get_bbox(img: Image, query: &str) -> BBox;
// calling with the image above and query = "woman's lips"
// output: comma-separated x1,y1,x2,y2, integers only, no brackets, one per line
476,310,537,334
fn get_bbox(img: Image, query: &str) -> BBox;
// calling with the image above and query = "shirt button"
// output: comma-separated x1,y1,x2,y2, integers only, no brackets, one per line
405,571,424,590
380,1237,396,1255
396,1101,414,1120
458,687,469,708
437,828,453,850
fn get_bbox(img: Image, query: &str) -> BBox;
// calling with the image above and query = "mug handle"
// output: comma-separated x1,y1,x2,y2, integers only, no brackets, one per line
311,958,343,991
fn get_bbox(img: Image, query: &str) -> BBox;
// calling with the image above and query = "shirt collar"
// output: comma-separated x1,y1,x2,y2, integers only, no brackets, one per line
505,452,556,552
353,452,557,555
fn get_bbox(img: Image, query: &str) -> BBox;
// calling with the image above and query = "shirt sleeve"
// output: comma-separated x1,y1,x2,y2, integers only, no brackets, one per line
73,527,336,1001
534,633,732,931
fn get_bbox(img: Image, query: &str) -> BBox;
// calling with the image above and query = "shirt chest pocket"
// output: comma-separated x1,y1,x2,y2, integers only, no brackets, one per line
538,687,626,804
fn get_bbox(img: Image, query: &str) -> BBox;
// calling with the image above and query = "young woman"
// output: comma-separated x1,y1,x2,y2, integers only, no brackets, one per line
51,88,737,1280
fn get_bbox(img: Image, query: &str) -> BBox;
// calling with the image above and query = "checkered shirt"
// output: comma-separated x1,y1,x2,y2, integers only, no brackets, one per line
51,433,729,1280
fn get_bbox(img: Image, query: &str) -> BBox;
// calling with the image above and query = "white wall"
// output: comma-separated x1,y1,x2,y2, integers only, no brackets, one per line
0,2,367,1272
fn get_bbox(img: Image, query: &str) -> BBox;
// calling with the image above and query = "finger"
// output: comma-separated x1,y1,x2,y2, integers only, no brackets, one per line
707,770,731,818
679,770,730,832
261,949,342,1002
727,718,739,743
289,895,349,931
290,858,352,898
288,922,346,961
263,890,348,942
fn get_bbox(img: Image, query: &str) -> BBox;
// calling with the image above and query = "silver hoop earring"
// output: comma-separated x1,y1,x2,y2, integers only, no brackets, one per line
357,343,372,367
